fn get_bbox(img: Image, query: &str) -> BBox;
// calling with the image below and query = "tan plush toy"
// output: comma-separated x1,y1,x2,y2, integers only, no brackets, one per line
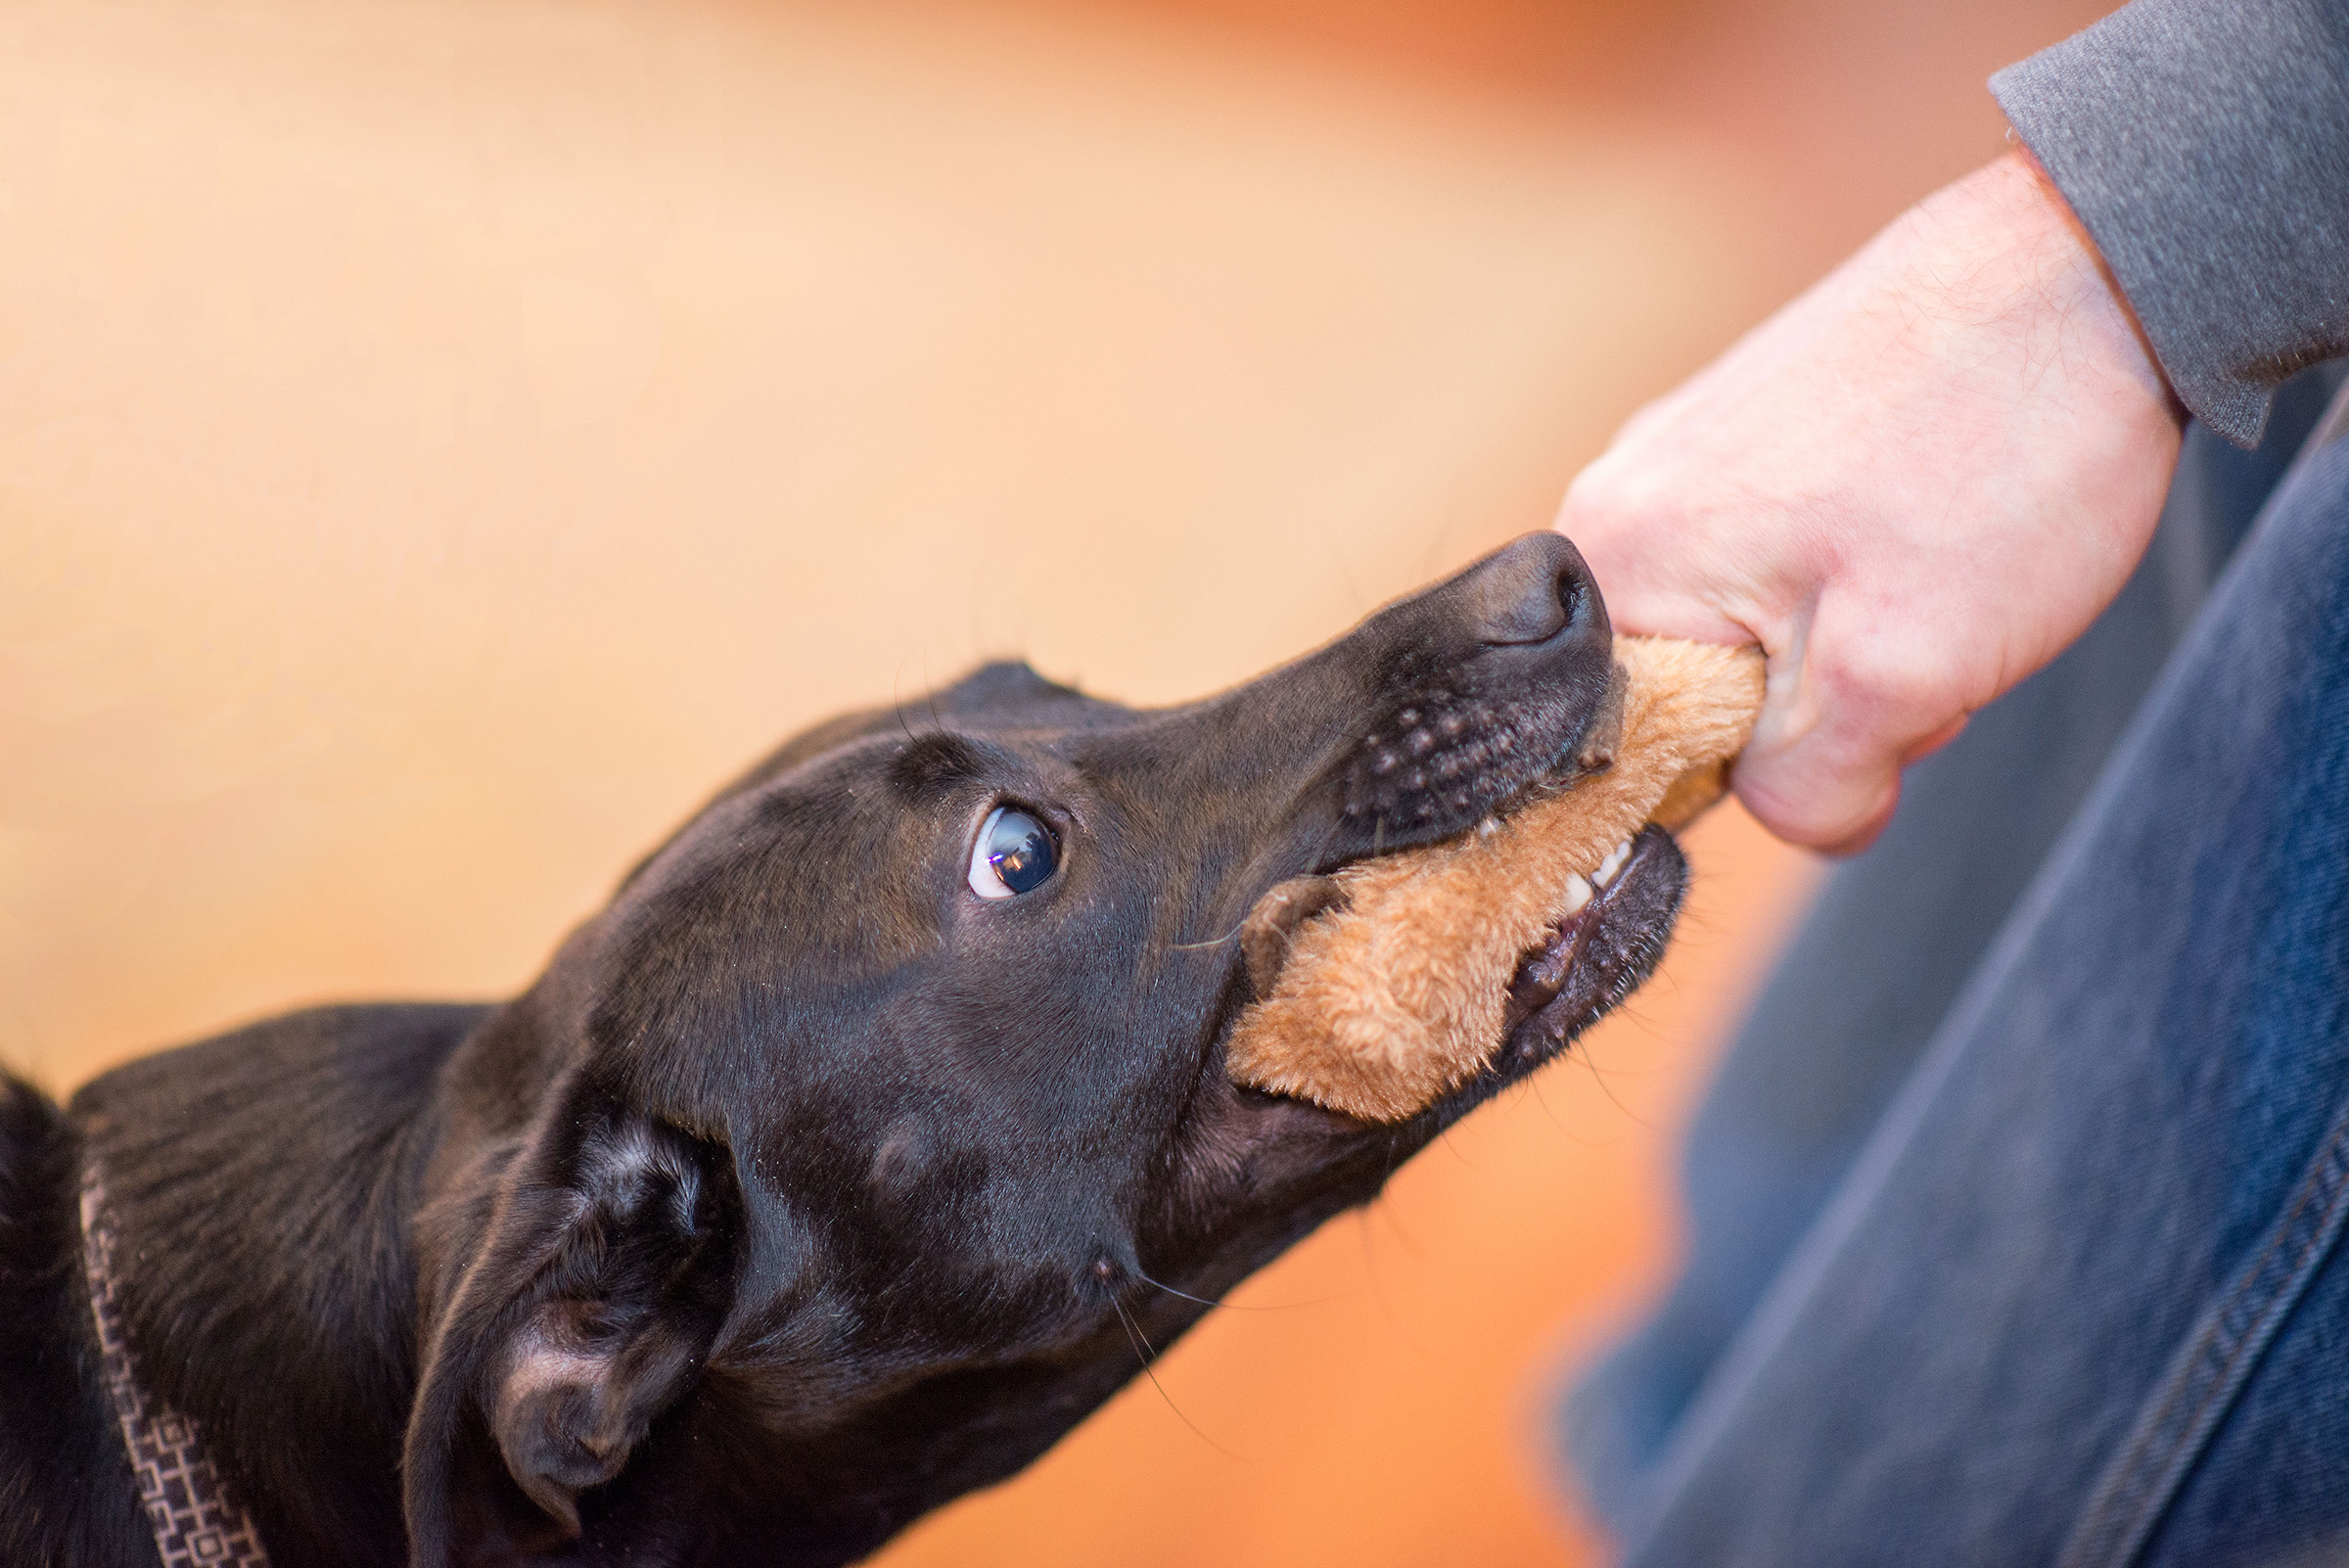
1224,636,1765,1122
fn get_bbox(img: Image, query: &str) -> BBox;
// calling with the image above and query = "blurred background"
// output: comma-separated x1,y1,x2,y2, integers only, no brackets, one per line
3,0,2104,1561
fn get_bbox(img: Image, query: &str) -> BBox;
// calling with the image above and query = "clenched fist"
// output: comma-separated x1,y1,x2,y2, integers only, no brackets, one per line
1558,151,2185,853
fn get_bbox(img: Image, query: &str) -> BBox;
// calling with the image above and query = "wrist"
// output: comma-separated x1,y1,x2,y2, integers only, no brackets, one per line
1920,149,2184,431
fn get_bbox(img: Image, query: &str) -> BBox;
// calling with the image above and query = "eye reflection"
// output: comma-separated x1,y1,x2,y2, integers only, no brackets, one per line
967,806,1059,899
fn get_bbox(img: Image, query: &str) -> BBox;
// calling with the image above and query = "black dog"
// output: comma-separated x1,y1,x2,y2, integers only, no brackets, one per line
0,532,1689,1568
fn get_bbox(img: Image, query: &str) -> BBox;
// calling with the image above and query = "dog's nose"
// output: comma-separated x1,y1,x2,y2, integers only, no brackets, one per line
1458,532,1605,647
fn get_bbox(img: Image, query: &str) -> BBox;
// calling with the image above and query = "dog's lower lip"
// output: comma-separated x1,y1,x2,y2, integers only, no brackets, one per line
1498,825,1673,1049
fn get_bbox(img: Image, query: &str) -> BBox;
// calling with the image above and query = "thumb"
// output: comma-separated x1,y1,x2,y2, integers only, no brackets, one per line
1733,732,1903,854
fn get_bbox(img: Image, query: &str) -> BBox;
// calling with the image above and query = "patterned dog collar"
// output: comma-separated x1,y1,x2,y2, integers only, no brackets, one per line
80,1171,273,1568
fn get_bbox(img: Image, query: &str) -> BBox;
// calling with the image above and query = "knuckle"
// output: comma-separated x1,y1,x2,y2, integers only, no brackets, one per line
1560,451,1675,530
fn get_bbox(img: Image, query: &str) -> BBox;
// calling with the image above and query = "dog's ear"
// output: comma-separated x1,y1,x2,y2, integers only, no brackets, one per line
403,1075,742,1563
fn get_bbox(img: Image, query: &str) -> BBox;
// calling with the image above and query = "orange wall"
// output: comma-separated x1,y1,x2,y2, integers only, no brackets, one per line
2,0,2101,1561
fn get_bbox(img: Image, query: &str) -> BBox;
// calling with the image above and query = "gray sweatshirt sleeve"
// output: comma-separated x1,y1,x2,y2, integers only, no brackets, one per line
1991,0,2349,445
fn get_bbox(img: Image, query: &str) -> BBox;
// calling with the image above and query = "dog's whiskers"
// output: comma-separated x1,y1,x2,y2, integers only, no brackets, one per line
890,666,938,747
1108,1294,1245,1461
1170,923,1245,952
1134,1270,1227,1309
1132,1268,1335,1314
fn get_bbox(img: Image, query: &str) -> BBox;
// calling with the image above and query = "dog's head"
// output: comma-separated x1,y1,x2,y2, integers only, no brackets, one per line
401,532,1689,1564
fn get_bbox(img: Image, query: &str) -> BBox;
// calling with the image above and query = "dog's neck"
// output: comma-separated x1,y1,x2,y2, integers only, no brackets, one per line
0,1078,160,1568
79,1172,274,1567
59,1003,488,1568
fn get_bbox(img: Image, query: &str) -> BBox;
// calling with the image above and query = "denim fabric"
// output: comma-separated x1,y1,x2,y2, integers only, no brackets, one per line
1558,366,2349,1565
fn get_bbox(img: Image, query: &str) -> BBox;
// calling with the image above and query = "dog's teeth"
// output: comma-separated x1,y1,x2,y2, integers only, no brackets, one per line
1560,873,1593,914
1594,838,1633,887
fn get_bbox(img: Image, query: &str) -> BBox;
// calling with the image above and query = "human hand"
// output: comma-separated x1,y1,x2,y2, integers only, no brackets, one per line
1556,151,2185,853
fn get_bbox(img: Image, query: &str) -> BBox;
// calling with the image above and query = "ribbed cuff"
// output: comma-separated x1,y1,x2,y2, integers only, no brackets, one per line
1992,0,2349,447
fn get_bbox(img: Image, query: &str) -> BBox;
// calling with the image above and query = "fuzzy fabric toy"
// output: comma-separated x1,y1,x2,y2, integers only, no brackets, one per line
1224,636,1765,1121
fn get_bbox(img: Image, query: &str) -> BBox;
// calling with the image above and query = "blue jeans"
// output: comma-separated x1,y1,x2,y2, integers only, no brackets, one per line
1560,362,2349,1568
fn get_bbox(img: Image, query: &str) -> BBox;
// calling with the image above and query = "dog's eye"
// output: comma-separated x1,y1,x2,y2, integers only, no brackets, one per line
968,806,1059,899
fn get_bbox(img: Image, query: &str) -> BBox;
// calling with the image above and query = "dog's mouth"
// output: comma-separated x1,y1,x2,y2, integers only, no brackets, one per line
1488,821,1684,1085
1225,805,1691,1122
1430,676,1684,1097
1223,635,1758,1124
